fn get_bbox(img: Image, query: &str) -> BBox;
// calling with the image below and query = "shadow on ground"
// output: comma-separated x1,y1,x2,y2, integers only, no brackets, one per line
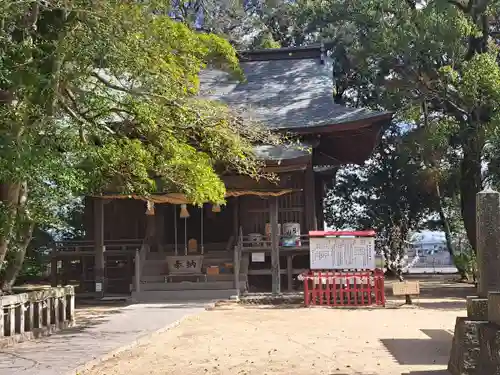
387,277,473,311
143,302,213,309
401,371,450,374
381,329,453,366
386,277,473,296
56,306,124,335
414,300,465,310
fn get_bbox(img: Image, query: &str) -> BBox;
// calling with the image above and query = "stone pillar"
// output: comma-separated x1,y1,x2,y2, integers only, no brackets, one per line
53,298,59,327
466,296,488,321
26,301,33,332
476,189,500,298
449,188,500,375
488,292,500,326
7,306,15,336
465,189,500,320
35,301,43,329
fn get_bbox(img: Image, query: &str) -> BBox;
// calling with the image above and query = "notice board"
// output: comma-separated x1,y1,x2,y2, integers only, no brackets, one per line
310,236,376,270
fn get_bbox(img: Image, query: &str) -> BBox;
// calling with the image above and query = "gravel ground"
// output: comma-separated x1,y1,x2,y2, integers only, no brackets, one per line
82,294,463,375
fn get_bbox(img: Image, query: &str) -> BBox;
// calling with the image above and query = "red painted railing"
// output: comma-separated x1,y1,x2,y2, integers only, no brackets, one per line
302,269,385,307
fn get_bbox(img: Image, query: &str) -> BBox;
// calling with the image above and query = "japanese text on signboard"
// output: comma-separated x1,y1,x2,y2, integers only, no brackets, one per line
310,237,375,270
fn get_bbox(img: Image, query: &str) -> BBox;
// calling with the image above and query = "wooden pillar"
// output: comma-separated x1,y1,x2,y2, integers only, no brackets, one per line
155,205,165,253
314,173,325,231
50,254,58,287
287,255,293,292
304,163,317,231
0,299,4,337
61,260,70,286
269,196,280,295
145,214,156,251
232,197,239,239
233,244,240,298
93,198,105,295
134,249,141,293
80,256,87,291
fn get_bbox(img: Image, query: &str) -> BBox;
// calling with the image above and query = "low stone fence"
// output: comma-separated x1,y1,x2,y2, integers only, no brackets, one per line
0,286,75,347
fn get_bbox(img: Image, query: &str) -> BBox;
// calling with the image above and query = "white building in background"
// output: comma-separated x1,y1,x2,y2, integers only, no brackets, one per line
322,225,459,273
406,230,458,274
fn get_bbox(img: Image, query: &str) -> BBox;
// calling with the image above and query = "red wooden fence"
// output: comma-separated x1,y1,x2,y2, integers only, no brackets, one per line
302,270,385,307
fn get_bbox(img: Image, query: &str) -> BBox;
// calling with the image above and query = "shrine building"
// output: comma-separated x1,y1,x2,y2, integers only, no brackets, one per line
50,45,392,301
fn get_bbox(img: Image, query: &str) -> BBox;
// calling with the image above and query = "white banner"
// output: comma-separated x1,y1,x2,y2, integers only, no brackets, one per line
310,237,376,270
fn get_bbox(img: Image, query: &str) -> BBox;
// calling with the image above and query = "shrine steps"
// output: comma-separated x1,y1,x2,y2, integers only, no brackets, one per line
133,249,247,302
142,252,234,271
131,289,237,303
135,274,248,284
140,281,234,291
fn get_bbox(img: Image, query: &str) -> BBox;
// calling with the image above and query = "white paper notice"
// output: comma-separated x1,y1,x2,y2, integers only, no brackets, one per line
252,252,265,262
310,237,375,270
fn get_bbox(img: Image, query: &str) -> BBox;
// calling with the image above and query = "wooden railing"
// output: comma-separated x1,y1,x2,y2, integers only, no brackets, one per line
0,286,75,347
53,239,143,255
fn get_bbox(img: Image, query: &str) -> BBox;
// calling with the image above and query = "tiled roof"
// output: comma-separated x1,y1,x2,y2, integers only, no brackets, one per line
253,142,311,162
199,49,390,131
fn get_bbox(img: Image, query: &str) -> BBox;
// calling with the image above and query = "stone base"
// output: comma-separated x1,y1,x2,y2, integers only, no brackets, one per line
448,317,484,375
448,317,500,375
488,292,500,326
478,323,500,374
466,296,489,320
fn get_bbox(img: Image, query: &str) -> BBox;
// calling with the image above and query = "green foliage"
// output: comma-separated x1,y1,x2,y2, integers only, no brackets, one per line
325,125,436,235
262,0,500,251
251,32,281,49
0,0,281,206
0,1,284,283
453,250,477,281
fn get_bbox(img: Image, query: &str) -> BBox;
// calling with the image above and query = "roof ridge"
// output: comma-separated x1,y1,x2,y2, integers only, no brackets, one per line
236,40,334,60
237,42,334,62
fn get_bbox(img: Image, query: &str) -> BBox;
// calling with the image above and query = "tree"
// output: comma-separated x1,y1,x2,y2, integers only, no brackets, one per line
325,125,437,275
281,0,500,252
168,0,262,48
0,1,281,292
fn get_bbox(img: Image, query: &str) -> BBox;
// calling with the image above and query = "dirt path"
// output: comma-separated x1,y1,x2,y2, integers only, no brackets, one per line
83,299,461,375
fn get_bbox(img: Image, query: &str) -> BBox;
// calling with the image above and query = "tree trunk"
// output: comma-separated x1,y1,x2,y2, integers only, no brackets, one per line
435,181,454,257
1,222,34,293
0,183,21,269
460,132,483,253
0,181,33,292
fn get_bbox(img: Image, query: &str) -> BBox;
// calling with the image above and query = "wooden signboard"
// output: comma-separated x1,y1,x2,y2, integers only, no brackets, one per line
392,281,420,296
166,255,203,274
